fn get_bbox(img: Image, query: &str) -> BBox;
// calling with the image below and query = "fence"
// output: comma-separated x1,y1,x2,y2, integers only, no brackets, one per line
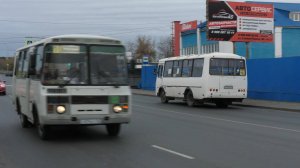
247,57,300,102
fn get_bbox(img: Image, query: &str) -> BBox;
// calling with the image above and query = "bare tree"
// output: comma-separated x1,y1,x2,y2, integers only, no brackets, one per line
134,35,156,62
156,36,173,60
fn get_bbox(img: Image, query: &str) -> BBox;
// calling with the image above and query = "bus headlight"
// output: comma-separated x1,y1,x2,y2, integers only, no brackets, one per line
113,105,123,113
56,105,66,114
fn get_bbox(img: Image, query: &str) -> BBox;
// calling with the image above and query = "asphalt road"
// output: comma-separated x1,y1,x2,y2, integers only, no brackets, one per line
1,75,300,168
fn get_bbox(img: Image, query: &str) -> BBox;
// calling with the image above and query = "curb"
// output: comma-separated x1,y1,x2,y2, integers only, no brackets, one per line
132,92,300,113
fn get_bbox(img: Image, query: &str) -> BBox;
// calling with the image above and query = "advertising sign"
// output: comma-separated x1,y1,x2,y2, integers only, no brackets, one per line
181,20,198,32
207,0,274,42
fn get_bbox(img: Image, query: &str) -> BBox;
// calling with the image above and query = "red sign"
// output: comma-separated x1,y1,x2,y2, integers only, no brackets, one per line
181,20,198,32
207,1,274,43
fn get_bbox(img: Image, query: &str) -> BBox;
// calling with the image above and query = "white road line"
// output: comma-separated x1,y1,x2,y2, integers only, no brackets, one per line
134,104,300,133
152,145,195,160
5,85,12,87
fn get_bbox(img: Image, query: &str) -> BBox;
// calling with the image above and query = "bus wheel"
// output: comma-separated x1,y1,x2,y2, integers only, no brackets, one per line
160,90,169,103
20,113,30,128
106,124,121,136
34,112,50,140
37,123,50,140
216,102,228,108
186,91,195,107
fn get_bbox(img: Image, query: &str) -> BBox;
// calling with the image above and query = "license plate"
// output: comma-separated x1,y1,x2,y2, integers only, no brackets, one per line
224,85,233,89
80,119,102,124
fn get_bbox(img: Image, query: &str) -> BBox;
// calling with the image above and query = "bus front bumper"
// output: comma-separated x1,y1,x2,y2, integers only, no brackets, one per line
40,114,131,125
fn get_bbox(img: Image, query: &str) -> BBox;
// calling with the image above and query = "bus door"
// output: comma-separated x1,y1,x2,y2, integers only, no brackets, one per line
18,50,31,118
155,64,164,94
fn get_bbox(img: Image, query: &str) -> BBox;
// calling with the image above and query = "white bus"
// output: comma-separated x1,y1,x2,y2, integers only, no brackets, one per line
156,53,247,107
12,35,131,139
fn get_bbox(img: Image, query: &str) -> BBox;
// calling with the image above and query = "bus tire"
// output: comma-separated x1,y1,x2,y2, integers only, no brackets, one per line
186,91,196,107
33,107,50,140
106,124,121,136
216,102,228,108
160,90,169,103
20,113,30,128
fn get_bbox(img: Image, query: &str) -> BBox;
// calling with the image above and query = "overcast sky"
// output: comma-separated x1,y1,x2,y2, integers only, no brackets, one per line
0,0,299,56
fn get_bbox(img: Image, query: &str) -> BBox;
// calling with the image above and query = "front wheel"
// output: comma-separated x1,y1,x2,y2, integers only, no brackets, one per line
34,112,50,140
106,124,121,136
20,113,30,128
37,124,50,140
160,90,169,103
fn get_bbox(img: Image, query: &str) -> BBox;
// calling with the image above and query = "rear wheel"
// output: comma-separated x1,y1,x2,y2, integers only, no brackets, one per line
186,91,196,107
160,90,169,103
3,91,6,95
106,124,121,136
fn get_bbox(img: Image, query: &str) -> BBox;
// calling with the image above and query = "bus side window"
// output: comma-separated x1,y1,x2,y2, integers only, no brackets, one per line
22,50,30,78
35,45,44,78
182,60,193,77
182,60,189,77
192,58,204,77
157,65,163,78
163,61,173,77
16,51,24,78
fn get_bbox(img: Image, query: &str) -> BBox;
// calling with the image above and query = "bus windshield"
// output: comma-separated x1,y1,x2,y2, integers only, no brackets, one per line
42,44,128,85
210,58,246,76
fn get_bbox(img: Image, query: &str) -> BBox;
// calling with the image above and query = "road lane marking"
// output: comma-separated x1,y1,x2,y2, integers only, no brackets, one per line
134,104,300,133
5,85,12,87
152,145,195,160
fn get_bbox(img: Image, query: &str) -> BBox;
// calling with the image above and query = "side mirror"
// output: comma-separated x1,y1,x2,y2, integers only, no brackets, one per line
153,68,157,75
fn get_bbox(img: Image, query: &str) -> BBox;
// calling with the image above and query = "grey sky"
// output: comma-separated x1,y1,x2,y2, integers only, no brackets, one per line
0,0,299,56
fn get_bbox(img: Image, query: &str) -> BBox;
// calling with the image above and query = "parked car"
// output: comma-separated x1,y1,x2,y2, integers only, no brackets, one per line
0,80,6,95
5,72,13,77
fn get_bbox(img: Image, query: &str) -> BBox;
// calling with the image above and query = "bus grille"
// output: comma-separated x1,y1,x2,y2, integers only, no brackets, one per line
71,96,108,104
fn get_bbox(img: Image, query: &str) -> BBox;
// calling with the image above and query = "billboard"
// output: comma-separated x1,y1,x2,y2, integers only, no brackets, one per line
181,20,198,32
207,0,274,42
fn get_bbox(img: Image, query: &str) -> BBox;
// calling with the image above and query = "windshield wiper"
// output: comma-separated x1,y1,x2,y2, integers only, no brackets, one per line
58,72,79,88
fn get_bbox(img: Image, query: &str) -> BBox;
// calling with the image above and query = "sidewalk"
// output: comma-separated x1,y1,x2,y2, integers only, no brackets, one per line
131,89,300,112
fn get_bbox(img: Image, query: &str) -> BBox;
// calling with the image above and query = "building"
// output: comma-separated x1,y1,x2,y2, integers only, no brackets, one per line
172,2,300,59
170,1,300,102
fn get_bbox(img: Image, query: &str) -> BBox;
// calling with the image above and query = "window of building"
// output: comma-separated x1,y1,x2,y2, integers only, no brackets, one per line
290,12,300,21
163,61,173,77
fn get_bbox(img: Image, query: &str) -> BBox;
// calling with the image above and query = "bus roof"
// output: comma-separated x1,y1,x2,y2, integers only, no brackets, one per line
16,34,122,51
158,53,245,63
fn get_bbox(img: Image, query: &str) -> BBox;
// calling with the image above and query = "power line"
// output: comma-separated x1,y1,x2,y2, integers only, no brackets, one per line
0,19,168,26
